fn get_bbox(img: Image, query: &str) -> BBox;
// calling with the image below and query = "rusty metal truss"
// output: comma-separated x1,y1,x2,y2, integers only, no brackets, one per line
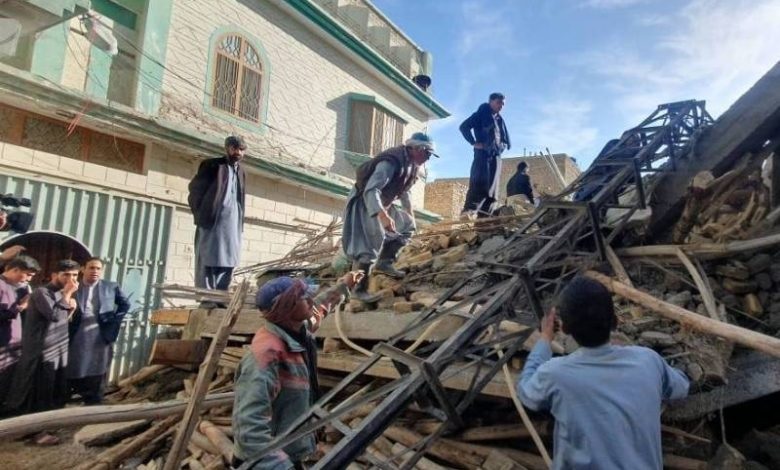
238,100,714,470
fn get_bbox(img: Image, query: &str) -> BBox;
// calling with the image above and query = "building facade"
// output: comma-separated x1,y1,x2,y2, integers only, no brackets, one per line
0,0,448,379
424,154,580,219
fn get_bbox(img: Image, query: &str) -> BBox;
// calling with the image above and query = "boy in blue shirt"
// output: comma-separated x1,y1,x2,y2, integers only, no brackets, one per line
518,276,689,470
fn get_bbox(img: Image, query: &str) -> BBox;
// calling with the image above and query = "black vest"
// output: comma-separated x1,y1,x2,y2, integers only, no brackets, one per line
354,146,419,207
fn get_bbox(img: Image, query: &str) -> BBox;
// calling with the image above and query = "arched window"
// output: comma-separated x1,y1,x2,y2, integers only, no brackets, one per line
211,33,264,123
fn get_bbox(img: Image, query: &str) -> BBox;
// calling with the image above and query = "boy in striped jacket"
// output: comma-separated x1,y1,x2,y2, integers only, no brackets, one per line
232,271,362,470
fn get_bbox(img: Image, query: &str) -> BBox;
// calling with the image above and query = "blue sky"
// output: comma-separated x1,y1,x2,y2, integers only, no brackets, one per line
372,0,780,180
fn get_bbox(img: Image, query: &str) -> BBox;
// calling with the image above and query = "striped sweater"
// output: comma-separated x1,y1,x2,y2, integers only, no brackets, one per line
233,282,350,469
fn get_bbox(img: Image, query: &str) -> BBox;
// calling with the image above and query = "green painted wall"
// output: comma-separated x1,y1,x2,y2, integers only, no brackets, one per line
134,0,172,115
30,22,68,82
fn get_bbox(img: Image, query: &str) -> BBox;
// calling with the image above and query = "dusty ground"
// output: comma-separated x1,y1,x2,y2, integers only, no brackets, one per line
0,428,101,470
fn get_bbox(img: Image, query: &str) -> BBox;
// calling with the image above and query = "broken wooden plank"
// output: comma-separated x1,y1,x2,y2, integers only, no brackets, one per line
585,270,780,358
74,420,149,447
165,281,249,470
149,340,208,365
116,365,170,389
0,393,234,439
456,423,547,442
150,309,191,326
75,416,179,470
317,351,515,398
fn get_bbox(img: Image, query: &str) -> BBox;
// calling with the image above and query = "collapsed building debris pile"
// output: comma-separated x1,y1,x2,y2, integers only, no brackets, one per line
3,63,780,470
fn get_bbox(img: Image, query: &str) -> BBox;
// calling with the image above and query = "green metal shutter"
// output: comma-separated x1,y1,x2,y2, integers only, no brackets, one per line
0,174,173,382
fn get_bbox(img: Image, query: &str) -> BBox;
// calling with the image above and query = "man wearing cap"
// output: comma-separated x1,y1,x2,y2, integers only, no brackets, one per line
460,92,511,218
342,132,436,302
188,135,246,292
232,272,362,470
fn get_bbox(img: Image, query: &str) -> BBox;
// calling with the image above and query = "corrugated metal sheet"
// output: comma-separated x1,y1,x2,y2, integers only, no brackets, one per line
0,175,172,382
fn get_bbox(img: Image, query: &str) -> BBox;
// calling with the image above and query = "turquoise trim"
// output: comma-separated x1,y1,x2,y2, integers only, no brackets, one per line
30,22,68,82
283,0,449,119
347,93,410,124
135,0,171,114
203,26,271,134
343,150,370,169
92,0,138,30
86,45,111,99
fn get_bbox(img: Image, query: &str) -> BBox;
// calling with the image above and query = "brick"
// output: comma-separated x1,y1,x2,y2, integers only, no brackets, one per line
1,144,34,165
82,162,107,180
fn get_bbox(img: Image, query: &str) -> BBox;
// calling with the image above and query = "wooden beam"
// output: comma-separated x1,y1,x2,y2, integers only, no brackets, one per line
164,281,250,470
616,232,780,259
150,309,191,326
317,351,517,398
149,339,208,365
0,393,233,439
585,270,780,358
75,416,180,470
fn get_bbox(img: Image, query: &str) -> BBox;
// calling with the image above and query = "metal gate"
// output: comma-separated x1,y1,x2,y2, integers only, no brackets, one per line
0,174,173,382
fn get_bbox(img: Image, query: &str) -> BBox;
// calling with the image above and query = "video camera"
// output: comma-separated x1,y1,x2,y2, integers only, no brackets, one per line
0,194,34,233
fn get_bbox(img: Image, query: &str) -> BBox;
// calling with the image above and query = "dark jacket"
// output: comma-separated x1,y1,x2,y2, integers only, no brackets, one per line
459,103,511,152
188,156,246,229
69,280,131,344
354,146,419,207
507,172,534,203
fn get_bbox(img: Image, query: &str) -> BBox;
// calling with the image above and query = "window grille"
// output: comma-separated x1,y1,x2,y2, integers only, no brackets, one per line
348,101,404,156
212,34,263,123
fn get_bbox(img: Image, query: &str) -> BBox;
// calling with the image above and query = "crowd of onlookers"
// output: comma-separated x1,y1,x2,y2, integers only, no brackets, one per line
0,247,129,445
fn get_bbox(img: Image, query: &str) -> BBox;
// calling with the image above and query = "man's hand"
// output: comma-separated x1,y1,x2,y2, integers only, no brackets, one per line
340,271,365,289
62,279,79,297
0,211,6,231
17,294,29,311
377,211,396,233
473,143,484,150
0,245,25,261
540,307,557,343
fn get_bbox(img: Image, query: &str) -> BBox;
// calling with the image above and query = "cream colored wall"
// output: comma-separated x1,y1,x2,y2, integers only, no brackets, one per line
159,0,431,208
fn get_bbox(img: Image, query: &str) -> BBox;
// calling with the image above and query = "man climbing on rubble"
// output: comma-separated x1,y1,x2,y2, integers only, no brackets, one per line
231,271,363,470
460,92,511,219
342,132,437,302
518,276,690,469
188,135,246,295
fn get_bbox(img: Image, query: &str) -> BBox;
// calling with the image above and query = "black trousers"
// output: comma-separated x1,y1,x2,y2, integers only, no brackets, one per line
463,148,500,215
69,374,105,405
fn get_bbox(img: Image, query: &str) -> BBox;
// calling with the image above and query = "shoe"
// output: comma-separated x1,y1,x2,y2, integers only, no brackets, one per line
352,261,382,304
373,259,406,279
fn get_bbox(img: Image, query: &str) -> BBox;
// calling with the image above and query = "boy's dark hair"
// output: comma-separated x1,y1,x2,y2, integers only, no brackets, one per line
489,92,505,101
558,276,616,347
5,255,40,272
56,259,81,273
517,161,528,172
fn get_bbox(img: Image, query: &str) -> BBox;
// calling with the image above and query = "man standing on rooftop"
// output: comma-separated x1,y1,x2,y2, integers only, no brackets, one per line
459,92,511,219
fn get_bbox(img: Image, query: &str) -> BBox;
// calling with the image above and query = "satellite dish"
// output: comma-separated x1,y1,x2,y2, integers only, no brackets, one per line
83,12,118,56
0,18,22,58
